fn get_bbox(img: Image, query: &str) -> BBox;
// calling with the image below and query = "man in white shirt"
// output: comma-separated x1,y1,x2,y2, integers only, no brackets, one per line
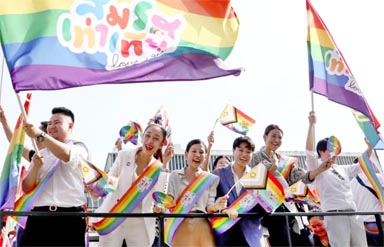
305,111,369,247
21,107,88,246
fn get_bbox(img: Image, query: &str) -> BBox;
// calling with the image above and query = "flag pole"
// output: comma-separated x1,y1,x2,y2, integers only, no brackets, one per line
310,91,316,151
15,93,40,155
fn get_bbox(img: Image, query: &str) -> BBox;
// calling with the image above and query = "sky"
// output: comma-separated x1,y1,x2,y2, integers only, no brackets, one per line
1,0,384,169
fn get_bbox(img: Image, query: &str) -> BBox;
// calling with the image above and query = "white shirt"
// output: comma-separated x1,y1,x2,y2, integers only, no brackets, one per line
351,173,384,222
92,147,168,244
305,150,361,212
33,140,88,207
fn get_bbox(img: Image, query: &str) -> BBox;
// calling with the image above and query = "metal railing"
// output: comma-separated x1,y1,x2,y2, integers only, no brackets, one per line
1,210,383,247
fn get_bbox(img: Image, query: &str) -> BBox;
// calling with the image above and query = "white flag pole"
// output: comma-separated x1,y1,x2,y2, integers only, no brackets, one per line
16,93,40,155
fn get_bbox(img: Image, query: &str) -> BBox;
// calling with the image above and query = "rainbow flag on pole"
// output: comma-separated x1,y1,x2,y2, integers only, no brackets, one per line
0,0,241,92
306,0,384,149
0,93,31,210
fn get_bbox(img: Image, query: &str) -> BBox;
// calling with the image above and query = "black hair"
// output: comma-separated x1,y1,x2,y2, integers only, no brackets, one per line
316,138,328,157
212,155,231,170
264,124,283,136
232,136,255,151
185,139,207,152
52,107,75,123
40,121,48,132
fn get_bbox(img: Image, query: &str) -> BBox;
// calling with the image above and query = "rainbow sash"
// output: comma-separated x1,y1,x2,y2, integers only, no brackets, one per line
93,160,162,235
12,159,61,228
164,172,216,246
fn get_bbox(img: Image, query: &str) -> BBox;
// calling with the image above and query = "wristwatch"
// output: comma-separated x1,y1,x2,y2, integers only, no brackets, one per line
36,132,46,142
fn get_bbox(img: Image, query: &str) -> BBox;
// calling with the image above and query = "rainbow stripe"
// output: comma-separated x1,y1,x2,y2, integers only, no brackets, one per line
0,0,241,92
164,172,216,246
306,0,384,149
0,93,31,210
365,223,380,236
93,160,162,235
12,159,61,228
358,151,384,210
254,172,285,212
218,104,256,135
210,191,258,234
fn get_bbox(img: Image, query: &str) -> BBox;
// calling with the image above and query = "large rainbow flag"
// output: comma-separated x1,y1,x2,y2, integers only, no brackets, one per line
0,0,241,92
0,93,31,210
306,0,384,149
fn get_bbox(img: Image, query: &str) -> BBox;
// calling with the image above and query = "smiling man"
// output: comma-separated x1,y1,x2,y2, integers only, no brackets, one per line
21,106,88,247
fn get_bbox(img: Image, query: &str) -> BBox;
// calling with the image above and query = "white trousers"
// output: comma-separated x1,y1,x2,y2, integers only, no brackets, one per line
325,215,367,247
98,217,152,247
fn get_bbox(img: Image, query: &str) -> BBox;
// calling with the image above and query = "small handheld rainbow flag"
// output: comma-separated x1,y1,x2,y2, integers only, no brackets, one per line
285,181,320,209
217,104,255,135
327,136,341,156
277,156,297,180
239,164,268,189
358,151,384,210
119,121,142,145
152,191,175,209
81,159,118,197
251,172,285,213
151,106,172,144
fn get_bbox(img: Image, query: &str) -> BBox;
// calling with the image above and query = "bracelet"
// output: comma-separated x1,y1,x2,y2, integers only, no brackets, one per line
161,168,170,173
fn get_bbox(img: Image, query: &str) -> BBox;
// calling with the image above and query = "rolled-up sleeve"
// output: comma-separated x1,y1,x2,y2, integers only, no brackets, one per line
63,141,88,169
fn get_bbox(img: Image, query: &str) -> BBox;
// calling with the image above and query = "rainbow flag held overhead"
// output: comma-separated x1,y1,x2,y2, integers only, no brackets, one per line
0,0,242,92
119,121,142,146
358,151,384,210
152,105,172,144
0,93,31,210
218,104,256,135
306,0,384,149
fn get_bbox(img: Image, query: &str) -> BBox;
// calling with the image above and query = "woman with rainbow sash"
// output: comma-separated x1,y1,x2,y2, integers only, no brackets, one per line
163,139,234,247
252,124,320,246
89,118,173,247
